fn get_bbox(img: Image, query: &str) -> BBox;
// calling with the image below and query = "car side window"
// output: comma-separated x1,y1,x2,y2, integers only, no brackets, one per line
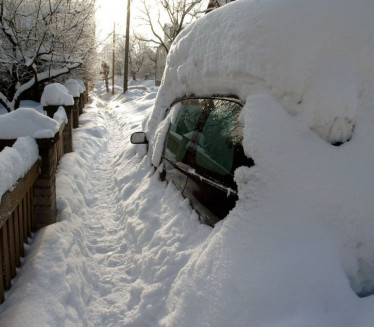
195,100,241,177
165,99,204,163
164,96,253,184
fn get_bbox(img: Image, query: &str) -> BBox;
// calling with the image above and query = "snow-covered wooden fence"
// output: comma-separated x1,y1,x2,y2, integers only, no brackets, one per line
0,131,63,303
0,81,88,304
0,160,39,304
64,79,86,129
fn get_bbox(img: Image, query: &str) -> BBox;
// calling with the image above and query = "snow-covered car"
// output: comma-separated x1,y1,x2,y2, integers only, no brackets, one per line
131,0,374,325
132,95,253,226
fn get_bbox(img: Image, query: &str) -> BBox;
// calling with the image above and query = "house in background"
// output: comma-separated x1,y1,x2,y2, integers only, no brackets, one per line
206,0,236,13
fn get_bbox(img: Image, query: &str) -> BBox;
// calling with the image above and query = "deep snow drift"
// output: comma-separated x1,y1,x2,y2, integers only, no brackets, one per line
143,0,374,326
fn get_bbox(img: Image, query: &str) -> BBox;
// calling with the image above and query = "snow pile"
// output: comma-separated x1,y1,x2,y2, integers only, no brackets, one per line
0,137,38,201
65,79,85,98
40,83,74,106
141,0,374,325
75,79,86,92
0,107,59,139
148,0,374,147
53,106,68,126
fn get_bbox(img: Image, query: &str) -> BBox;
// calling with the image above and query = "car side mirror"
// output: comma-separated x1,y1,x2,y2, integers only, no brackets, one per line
130,132,148,144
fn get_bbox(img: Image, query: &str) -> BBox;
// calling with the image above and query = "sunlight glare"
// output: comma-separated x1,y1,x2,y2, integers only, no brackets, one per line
96,0,127,40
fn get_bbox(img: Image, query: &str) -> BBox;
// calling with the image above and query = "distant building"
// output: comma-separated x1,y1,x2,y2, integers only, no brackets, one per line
206,0,235,13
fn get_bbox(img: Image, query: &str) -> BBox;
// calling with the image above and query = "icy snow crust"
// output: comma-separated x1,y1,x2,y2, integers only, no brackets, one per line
143,0,374,325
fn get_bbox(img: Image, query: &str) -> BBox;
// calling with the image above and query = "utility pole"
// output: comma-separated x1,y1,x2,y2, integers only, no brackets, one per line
123,0,131,93
112,22,116,95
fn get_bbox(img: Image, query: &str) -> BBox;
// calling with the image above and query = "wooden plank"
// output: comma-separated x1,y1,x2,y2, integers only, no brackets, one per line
18,204,24,258
1,226,11,290
26,190,32,238
7,218,16,278
0,241,4,304
22,198,28,244
30,187,35,233
13,210,20,268
0,161,39,228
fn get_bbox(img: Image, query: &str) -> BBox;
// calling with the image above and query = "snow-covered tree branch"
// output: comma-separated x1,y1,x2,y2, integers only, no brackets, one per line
0,0,96,112
135,0,205,54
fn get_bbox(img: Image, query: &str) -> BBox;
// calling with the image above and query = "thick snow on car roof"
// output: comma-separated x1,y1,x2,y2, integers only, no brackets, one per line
145,0,374,326
147,0,374,147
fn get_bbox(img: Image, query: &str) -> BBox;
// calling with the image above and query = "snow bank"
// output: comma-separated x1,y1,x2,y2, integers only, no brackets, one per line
41,83,74,106
0,107,59,139
142,0,374,326
0,137,38,201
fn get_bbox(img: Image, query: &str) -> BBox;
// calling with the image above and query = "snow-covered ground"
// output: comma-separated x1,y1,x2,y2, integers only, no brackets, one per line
2,0,374,325
0,80,212,326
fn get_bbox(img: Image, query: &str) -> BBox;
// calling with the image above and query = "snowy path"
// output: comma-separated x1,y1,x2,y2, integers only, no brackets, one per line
0,82,209,327
74,87,210,326
81,111,132,325
71,89,158,325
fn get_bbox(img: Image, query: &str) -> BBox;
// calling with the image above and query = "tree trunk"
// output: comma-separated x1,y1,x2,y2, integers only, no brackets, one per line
105,77,109,92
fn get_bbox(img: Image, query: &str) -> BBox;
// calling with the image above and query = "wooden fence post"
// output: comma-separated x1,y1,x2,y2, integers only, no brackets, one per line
44,105,73,153
33,134,60,230
72,97,80,128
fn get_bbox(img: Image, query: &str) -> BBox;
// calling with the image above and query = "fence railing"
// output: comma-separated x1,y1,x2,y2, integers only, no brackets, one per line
0,161,39,304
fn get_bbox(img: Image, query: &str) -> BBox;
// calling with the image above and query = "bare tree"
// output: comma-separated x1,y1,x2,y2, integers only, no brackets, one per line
135,0,205,54
129,39,146,80
100,62,110,92
117,35,154,81
0,0,96,111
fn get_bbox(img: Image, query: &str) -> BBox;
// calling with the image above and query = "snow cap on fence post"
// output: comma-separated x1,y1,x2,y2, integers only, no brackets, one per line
0,136,39,202
64,79,83,127
41,83,74,153
41,83,74,107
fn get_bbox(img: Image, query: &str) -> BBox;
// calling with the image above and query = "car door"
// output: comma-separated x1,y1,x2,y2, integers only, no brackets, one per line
183,98,251,226
163,97,253,226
